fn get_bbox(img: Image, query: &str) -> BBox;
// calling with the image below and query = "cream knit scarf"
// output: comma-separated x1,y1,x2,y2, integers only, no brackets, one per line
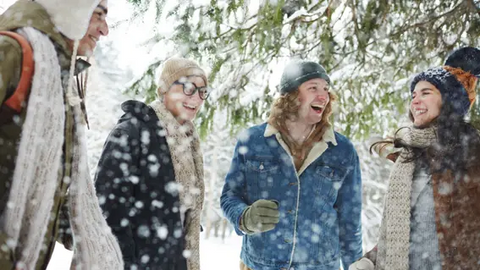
0,27,123,269
376,125,438,270
150,100,204,270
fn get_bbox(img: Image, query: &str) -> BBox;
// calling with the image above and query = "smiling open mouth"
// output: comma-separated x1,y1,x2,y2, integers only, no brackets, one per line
89,35,98,44
311,104,324,114
414,109,426,116
183,103,197,111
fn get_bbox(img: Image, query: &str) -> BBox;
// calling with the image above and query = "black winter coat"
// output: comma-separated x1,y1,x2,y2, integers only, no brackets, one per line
95,100,188,270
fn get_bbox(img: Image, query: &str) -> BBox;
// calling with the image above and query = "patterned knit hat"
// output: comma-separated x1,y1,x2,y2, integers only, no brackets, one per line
157,57,208,96
410,47,480,116
36,0,102,40
279,60,331,94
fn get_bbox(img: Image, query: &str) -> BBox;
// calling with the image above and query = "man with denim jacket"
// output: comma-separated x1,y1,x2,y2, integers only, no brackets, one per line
221,60,363,270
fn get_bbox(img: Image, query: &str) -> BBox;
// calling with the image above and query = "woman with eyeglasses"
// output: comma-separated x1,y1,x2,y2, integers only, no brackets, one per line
94,57,209,270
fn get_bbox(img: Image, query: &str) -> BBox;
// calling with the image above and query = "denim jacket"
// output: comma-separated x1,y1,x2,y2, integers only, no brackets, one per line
221,123,362,270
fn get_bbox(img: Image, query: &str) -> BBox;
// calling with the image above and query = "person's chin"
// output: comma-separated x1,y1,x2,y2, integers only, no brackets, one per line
77,45,94,57
179,111,197,122
413,120,432,129
306,114,323,125
83,48,94,57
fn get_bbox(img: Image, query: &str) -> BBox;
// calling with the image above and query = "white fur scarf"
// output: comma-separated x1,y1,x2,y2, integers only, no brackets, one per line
0,27,123,269
150,100,204,270
376,126,437,270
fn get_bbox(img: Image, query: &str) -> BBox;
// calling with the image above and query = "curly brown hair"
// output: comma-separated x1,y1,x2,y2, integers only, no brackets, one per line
267,90,337,161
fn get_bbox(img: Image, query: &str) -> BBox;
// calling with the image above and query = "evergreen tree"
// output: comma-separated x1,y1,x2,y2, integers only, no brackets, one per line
126,0,480,139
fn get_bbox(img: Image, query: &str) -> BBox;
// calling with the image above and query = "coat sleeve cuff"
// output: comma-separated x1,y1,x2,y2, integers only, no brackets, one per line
233,205,249,235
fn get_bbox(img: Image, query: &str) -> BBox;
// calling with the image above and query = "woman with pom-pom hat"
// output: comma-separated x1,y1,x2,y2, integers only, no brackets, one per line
349,47,480,270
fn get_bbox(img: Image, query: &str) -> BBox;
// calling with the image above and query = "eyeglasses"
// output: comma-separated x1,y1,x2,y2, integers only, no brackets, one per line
172,80,210,100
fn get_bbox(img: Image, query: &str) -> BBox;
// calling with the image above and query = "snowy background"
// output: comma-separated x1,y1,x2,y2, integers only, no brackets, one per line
0,0,404,269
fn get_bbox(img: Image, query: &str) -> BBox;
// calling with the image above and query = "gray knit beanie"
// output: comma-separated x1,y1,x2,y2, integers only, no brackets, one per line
279,60,331,94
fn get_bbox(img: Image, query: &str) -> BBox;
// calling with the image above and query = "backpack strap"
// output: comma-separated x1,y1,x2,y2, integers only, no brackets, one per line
0,31,34,119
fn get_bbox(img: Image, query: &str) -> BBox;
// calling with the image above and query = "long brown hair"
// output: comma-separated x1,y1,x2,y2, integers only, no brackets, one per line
267,90,337,160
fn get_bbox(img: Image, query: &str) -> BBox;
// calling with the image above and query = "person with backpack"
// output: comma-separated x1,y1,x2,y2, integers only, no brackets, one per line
0,0,122,269
95,57,208,270
349,47,480,270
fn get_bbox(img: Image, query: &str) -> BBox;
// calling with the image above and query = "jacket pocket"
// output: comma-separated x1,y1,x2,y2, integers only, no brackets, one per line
314,165,347,209
316,165,346,182
245,158,279,172
245,157,280,202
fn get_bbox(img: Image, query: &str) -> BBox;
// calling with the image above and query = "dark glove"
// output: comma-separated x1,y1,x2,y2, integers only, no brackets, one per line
242,199,279,233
